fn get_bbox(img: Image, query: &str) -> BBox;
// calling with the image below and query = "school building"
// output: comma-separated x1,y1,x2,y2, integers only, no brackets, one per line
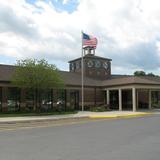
0,47,160,112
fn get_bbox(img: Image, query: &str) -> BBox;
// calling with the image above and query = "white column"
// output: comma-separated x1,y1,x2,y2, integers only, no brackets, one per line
119,89,122,111
132,87,136,112
106,90,110,105
149,90,152,109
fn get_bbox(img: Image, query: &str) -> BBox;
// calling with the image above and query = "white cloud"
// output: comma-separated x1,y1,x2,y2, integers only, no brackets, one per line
0,0,160,74
62,0,70,5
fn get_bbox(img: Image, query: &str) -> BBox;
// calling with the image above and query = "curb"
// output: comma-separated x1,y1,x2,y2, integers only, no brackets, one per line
0,113,154,124
89,113,153,119
0,116,89,124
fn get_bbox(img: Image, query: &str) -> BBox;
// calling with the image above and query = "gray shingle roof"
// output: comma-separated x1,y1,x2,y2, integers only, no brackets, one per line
101,76,160,87
1,64,160,87
0,64,15,82
59,71,101,87
0,64,101,87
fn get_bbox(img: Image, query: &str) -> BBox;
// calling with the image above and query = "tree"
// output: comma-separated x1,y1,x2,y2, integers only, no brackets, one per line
134,71,159,77
134,70,146,76
11,59,64,111
147,72,155,77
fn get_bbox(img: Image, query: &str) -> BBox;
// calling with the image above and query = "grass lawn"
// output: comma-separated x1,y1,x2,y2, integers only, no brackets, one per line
0,111,78,118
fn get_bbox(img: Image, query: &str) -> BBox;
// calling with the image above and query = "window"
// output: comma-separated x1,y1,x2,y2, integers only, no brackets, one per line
151,91,160,108
26,89,34,111
69,90,79,111
70,63,75,71
39,89,52,111
56,90,66,111
95,60,101,68
7,88,20,112
103,61,108,69
76,61,81,69
26,89,53,112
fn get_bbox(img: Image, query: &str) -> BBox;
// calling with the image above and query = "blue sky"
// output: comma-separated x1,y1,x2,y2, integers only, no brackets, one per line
0,0,160,75
26,0,79,13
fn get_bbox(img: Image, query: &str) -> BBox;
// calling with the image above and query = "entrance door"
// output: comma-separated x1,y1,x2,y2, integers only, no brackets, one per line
110,90,119,110
138,90,149,109
122,89,132,110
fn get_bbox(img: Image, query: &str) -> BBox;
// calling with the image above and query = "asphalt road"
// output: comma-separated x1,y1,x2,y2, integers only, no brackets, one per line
0,115,160,160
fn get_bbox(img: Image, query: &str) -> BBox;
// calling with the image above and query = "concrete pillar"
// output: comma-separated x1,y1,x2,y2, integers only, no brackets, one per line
119,89,122,111
149,90,152,109
132,87,136,112
106,90,110,105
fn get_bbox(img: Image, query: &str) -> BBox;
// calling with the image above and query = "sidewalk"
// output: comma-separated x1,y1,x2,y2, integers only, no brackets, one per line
0,110,154,124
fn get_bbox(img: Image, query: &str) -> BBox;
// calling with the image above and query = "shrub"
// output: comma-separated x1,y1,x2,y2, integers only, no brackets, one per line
90,105,109,112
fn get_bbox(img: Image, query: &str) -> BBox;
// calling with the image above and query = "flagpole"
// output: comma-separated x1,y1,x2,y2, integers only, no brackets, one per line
81,31,84,111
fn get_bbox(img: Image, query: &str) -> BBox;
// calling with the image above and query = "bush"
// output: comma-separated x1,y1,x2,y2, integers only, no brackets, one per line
84,105,91,111
90,105,110,112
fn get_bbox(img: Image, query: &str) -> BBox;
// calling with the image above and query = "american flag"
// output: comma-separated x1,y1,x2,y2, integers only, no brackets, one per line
82,32,98,49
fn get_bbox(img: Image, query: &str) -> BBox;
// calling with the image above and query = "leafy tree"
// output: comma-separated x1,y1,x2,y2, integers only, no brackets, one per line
147,72,155,77
11,59,64,111
134,70,146,76
134,71,159,77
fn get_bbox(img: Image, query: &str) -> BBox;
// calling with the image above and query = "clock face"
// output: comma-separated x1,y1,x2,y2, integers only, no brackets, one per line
95,60,101,68
103,62,108,69
87,60,93,67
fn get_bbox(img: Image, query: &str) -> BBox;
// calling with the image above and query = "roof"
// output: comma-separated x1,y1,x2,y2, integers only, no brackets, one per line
68,54,112,63
0,64,16,82
0,64,101,87
101,75,160,87
1,64,160,87
59,71,101,87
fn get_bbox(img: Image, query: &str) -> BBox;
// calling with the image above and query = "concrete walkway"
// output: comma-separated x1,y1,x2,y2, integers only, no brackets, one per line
0,110,154,123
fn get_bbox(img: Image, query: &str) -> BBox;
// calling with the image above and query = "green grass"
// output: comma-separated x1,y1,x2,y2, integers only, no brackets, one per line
0,111,77,118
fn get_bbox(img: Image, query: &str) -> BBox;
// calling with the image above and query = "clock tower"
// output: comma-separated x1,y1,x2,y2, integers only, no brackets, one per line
68,46,112,80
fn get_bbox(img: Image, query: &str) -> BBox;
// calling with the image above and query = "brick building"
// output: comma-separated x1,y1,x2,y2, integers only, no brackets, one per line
0,49,160,112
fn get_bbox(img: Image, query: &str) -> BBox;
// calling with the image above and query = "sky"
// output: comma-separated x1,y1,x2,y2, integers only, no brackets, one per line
0,0,160,75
